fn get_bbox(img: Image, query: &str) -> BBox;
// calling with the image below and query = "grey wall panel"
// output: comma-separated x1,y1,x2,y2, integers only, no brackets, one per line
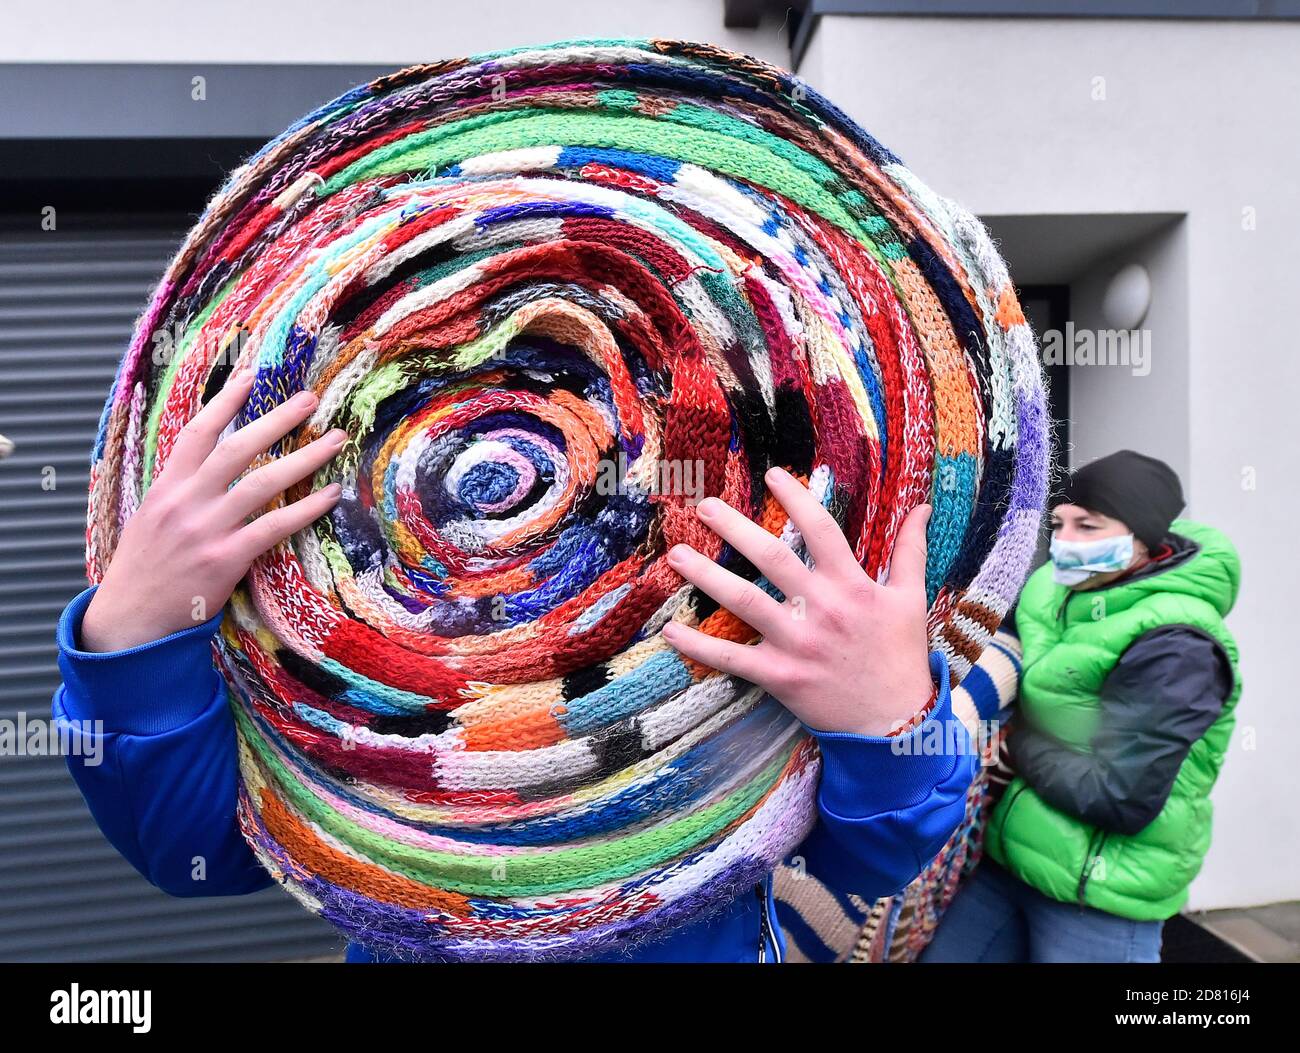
0,214,344,962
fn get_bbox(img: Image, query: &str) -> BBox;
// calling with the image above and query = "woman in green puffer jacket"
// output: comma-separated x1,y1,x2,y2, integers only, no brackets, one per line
922,450,1241,963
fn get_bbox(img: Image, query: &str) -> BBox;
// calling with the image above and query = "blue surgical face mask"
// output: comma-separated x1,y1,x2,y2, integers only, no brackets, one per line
1049,533,1134,586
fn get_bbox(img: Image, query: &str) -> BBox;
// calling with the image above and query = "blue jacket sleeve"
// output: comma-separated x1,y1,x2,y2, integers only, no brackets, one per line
788,650,977,902
51,586,271,898
773,651,977,961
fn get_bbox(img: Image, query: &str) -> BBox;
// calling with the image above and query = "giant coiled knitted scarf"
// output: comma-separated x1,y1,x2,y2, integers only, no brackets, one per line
87,39,1049,962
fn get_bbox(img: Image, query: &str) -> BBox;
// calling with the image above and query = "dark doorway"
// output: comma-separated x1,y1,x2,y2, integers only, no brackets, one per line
1017,283,1070,491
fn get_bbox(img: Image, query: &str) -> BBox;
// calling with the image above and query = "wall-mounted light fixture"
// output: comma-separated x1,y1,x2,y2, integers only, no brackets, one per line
1101,262,1152,331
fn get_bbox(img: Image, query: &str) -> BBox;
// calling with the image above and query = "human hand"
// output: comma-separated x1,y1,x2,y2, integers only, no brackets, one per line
80,371,344,652
662,467,934,737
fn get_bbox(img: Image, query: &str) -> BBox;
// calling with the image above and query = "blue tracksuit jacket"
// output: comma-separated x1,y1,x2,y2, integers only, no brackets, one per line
52,584,976,963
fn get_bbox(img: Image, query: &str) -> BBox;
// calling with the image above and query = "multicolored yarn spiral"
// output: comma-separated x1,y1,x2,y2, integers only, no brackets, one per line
87,39,1048,962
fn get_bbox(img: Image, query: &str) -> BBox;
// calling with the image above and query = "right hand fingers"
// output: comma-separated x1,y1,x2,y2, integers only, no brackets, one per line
222,428,348,524
234,481,343,562
197,389,321,491
161,367,256,480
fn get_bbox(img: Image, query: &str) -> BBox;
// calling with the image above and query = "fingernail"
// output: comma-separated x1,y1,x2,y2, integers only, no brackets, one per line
697,497,720,518
322,482,342,499
325,428,347,445
667,544,692,563
766,466,788,483
292,390,318,409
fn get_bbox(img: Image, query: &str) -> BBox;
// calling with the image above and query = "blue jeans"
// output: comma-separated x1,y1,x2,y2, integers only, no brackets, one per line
919,859,1164,963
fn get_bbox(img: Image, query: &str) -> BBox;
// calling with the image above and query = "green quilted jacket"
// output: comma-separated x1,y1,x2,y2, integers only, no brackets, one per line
986,519,1241,920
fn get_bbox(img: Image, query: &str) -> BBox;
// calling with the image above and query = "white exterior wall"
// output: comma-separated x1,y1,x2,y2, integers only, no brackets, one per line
804,16,1300,911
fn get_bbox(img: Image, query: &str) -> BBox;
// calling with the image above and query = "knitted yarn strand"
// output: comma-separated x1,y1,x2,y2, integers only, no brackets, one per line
88,39,1048,962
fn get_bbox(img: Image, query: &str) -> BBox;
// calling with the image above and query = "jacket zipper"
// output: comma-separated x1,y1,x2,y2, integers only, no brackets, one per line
1076,827,1109,906
755,880,781,963
991,780,1031,861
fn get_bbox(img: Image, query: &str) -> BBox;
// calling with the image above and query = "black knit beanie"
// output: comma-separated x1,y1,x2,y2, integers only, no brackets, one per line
1058,450,1185,549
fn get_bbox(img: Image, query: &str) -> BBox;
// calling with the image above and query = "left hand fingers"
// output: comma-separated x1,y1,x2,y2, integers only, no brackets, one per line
661,620,770,685
666,543,792,641
695,495,811,599
762,466,863,578
885,502,931,592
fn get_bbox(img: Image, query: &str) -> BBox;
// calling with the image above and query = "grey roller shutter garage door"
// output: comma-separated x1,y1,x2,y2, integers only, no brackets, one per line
0,213,344,962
